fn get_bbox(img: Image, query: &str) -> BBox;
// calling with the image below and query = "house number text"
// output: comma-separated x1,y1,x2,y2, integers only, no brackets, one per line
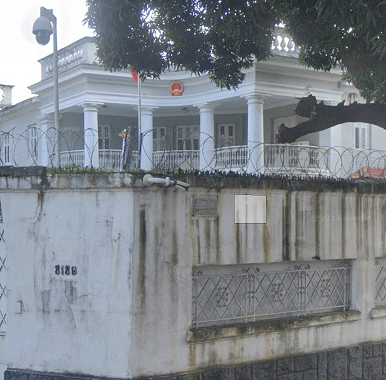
55,265,77,276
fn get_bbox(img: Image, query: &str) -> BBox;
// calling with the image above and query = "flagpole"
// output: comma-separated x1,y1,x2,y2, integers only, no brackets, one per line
138,71,142,169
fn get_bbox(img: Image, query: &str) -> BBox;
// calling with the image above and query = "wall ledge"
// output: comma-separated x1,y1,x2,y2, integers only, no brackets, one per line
370,306,386,319
187,310,361,342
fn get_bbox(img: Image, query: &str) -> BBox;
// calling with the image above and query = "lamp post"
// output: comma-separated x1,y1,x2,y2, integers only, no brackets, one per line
32,7,59,166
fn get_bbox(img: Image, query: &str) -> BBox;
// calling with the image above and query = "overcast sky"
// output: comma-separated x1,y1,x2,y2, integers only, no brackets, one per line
0,0,94,104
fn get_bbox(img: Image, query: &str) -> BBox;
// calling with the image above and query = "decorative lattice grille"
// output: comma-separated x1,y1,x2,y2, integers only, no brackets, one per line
0,230,5,331
375,260,386,306
192,263,351,327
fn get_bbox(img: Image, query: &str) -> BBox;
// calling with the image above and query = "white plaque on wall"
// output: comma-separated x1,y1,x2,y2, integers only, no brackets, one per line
234,194,266,224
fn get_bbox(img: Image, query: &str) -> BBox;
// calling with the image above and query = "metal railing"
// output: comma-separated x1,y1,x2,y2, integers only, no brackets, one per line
192,263,351,327
0,238,6,332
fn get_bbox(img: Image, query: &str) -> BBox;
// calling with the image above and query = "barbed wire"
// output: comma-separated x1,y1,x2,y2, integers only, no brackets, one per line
1,127,386,180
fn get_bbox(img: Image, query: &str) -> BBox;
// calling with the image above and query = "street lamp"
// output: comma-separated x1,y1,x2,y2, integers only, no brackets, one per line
32,7,59,166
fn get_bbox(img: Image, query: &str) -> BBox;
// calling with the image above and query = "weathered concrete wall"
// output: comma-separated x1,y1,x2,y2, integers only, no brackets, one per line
2,172,386,380
129,177,386,378
2,172,134,378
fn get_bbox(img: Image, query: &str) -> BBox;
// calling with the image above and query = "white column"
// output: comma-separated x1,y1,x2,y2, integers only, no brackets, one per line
140,107,154,170
82,104,99,168
198,104,215,170
37,114,55,167
323,100,343,177
246,95,264,173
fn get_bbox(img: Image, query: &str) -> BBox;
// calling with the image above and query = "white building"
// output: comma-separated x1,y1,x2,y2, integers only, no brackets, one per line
2,31,386,380
0,30,385,176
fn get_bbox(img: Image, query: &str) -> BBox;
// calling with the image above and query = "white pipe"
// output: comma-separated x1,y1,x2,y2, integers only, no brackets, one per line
147,177,171,186
143,174,190,190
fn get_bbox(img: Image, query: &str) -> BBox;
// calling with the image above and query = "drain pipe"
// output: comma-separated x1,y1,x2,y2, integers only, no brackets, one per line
143,174,190,190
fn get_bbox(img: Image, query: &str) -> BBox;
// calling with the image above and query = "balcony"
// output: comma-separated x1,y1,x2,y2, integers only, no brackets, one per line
152,144,330,175
58,144,386,179
60,149,139,170
40,29,299,80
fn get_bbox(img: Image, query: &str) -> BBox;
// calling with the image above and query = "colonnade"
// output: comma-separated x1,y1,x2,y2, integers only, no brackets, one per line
38,93,266,172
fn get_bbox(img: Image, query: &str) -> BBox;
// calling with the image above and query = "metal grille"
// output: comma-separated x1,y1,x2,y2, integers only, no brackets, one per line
0,230,5,331
375,260,386,306
192,264,351,327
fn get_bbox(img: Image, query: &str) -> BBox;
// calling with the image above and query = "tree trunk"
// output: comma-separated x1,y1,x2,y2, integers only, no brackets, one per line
275,95,386,144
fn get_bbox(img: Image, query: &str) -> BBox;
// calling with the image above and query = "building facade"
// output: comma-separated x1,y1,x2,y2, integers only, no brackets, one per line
1,30,385,176
1,172,386,380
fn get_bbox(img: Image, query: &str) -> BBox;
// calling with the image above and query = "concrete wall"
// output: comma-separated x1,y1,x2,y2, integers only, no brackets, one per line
130,179,386,378
2,172,134,378
2,172,386,380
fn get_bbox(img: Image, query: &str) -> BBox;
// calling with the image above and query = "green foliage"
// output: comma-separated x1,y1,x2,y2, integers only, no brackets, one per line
281,0,386,103
86,0,278,89
47,165,114,174
85,0,386,101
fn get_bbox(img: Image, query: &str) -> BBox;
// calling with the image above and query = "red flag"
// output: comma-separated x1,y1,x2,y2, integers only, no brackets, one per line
130,70,138,83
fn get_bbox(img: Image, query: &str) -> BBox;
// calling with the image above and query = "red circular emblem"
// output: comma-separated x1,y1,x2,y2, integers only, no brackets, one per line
170,81,183,96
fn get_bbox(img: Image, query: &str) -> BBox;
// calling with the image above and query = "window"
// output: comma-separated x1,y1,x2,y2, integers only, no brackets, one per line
176,125,199,151
98,125,110,150
28,125,38,160
217,124,235,148
2,134,10,165
354,125,367,149
153,126,167,151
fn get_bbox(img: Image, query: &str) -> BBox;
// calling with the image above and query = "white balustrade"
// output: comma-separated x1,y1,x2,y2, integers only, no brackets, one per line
214,145,248,169
60,149,135,170
264,143,329,175
59,144,335,176
60,150,84,167
272,27,300,57
153,150,199,171
40,37,97,79
99,149,124,170
40,29,299,80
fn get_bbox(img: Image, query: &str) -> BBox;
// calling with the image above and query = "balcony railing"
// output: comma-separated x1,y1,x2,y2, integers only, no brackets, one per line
153,150,199,171
214,145,248,169
271,27,300,57
40,29,299,80
60,149,139,170
39,37,97,79
56,144,334,174
60,150,84,167
58,144,386,179
264,143,329,175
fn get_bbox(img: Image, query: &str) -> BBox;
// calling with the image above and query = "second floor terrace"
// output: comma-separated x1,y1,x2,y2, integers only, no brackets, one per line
38,27,300,80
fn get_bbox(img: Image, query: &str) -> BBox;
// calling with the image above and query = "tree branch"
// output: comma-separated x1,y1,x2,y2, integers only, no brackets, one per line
275,95,386,143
